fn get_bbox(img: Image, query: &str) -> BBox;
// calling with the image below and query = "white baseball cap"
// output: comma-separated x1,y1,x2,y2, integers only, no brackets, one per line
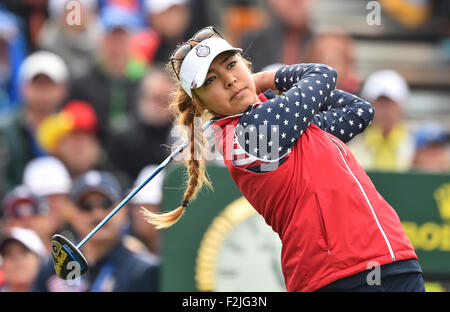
23,156,72,197
19,51,69,84
146,0,188,15
0,227,46,258
361,69,410,107
131,165,165,205
179,37,242,98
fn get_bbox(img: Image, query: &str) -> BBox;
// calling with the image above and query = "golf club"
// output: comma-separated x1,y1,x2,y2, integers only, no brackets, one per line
51,120,213,280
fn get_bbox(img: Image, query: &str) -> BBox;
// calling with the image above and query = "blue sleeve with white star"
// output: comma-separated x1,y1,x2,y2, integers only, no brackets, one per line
235,63,337,161
312,89,375,143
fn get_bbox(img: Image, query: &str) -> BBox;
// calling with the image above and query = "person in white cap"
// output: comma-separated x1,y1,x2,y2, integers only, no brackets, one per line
23,156,75,240
0,227,46,292
348,69,415,171
19,51,70,88
0,51,69,198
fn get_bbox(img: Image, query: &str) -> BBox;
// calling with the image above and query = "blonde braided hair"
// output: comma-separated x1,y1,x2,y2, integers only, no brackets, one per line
141,40,214,229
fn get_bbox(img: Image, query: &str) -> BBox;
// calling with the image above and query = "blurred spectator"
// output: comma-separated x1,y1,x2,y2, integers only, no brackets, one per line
2,0,48,51
127,0,194,69
305,31,361,94
36,100,129,187
37,0,102,80
0,227,46,292
411,122,450,173
23,156,77,242
145,0,192,64
107,65,173,182
32,170,159,292
221,0,268,47
349,70,415,171
69,5,143,140
242,0,315,72
0,50,68,198
128,165,164,257
2,186,52,254
0,6,28,116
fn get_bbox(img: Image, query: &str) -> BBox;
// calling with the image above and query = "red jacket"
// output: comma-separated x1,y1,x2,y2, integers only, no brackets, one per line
212,113,417,292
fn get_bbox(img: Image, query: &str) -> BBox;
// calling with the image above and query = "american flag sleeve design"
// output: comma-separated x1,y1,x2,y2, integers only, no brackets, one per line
313,89,375,143
235,64,337,162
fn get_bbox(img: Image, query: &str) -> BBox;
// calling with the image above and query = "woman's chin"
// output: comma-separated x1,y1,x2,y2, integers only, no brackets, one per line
233,95,258,111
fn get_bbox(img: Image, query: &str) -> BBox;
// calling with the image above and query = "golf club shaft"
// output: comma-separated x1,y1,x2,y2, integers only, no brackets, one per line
76,120,213,249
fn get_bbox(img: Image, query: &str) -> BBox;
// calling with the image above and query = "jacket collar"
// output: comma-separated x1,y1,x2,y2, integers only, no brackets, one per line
209,89,277,127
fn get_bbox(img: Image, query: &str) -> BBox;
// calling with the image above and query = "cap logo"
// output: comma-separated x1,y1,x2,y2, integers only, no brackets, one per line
196,45,210,57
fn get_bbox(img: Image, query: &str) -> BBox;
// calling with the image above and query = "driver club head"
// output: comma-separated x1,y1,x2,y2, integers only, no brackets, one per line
51,234,88,280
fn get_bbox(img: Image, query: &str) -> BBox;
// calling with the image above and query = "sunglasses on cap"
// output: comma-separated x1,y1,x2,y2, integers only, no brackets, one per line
79,197,113,212
170,26,223,80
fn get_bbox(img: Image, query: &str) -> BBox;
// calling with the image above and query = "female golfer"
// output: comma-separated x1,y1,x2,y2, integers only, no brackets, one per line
143,27,424,292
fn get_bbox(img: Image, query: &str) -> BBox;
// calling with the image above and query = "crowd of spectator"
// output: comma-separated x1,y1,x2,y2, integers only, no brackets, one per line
0,0,448,292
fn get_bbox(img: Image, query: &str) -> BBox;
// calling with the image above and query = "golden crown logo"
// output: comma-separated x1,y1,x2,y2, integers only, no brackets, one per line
434,184,450,223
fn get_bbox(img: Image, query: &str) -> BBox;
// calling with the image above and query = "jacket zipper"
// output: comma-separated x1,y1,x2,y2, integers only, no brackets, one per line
329,136,347,157
315,194,331,255
328,136,396,261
